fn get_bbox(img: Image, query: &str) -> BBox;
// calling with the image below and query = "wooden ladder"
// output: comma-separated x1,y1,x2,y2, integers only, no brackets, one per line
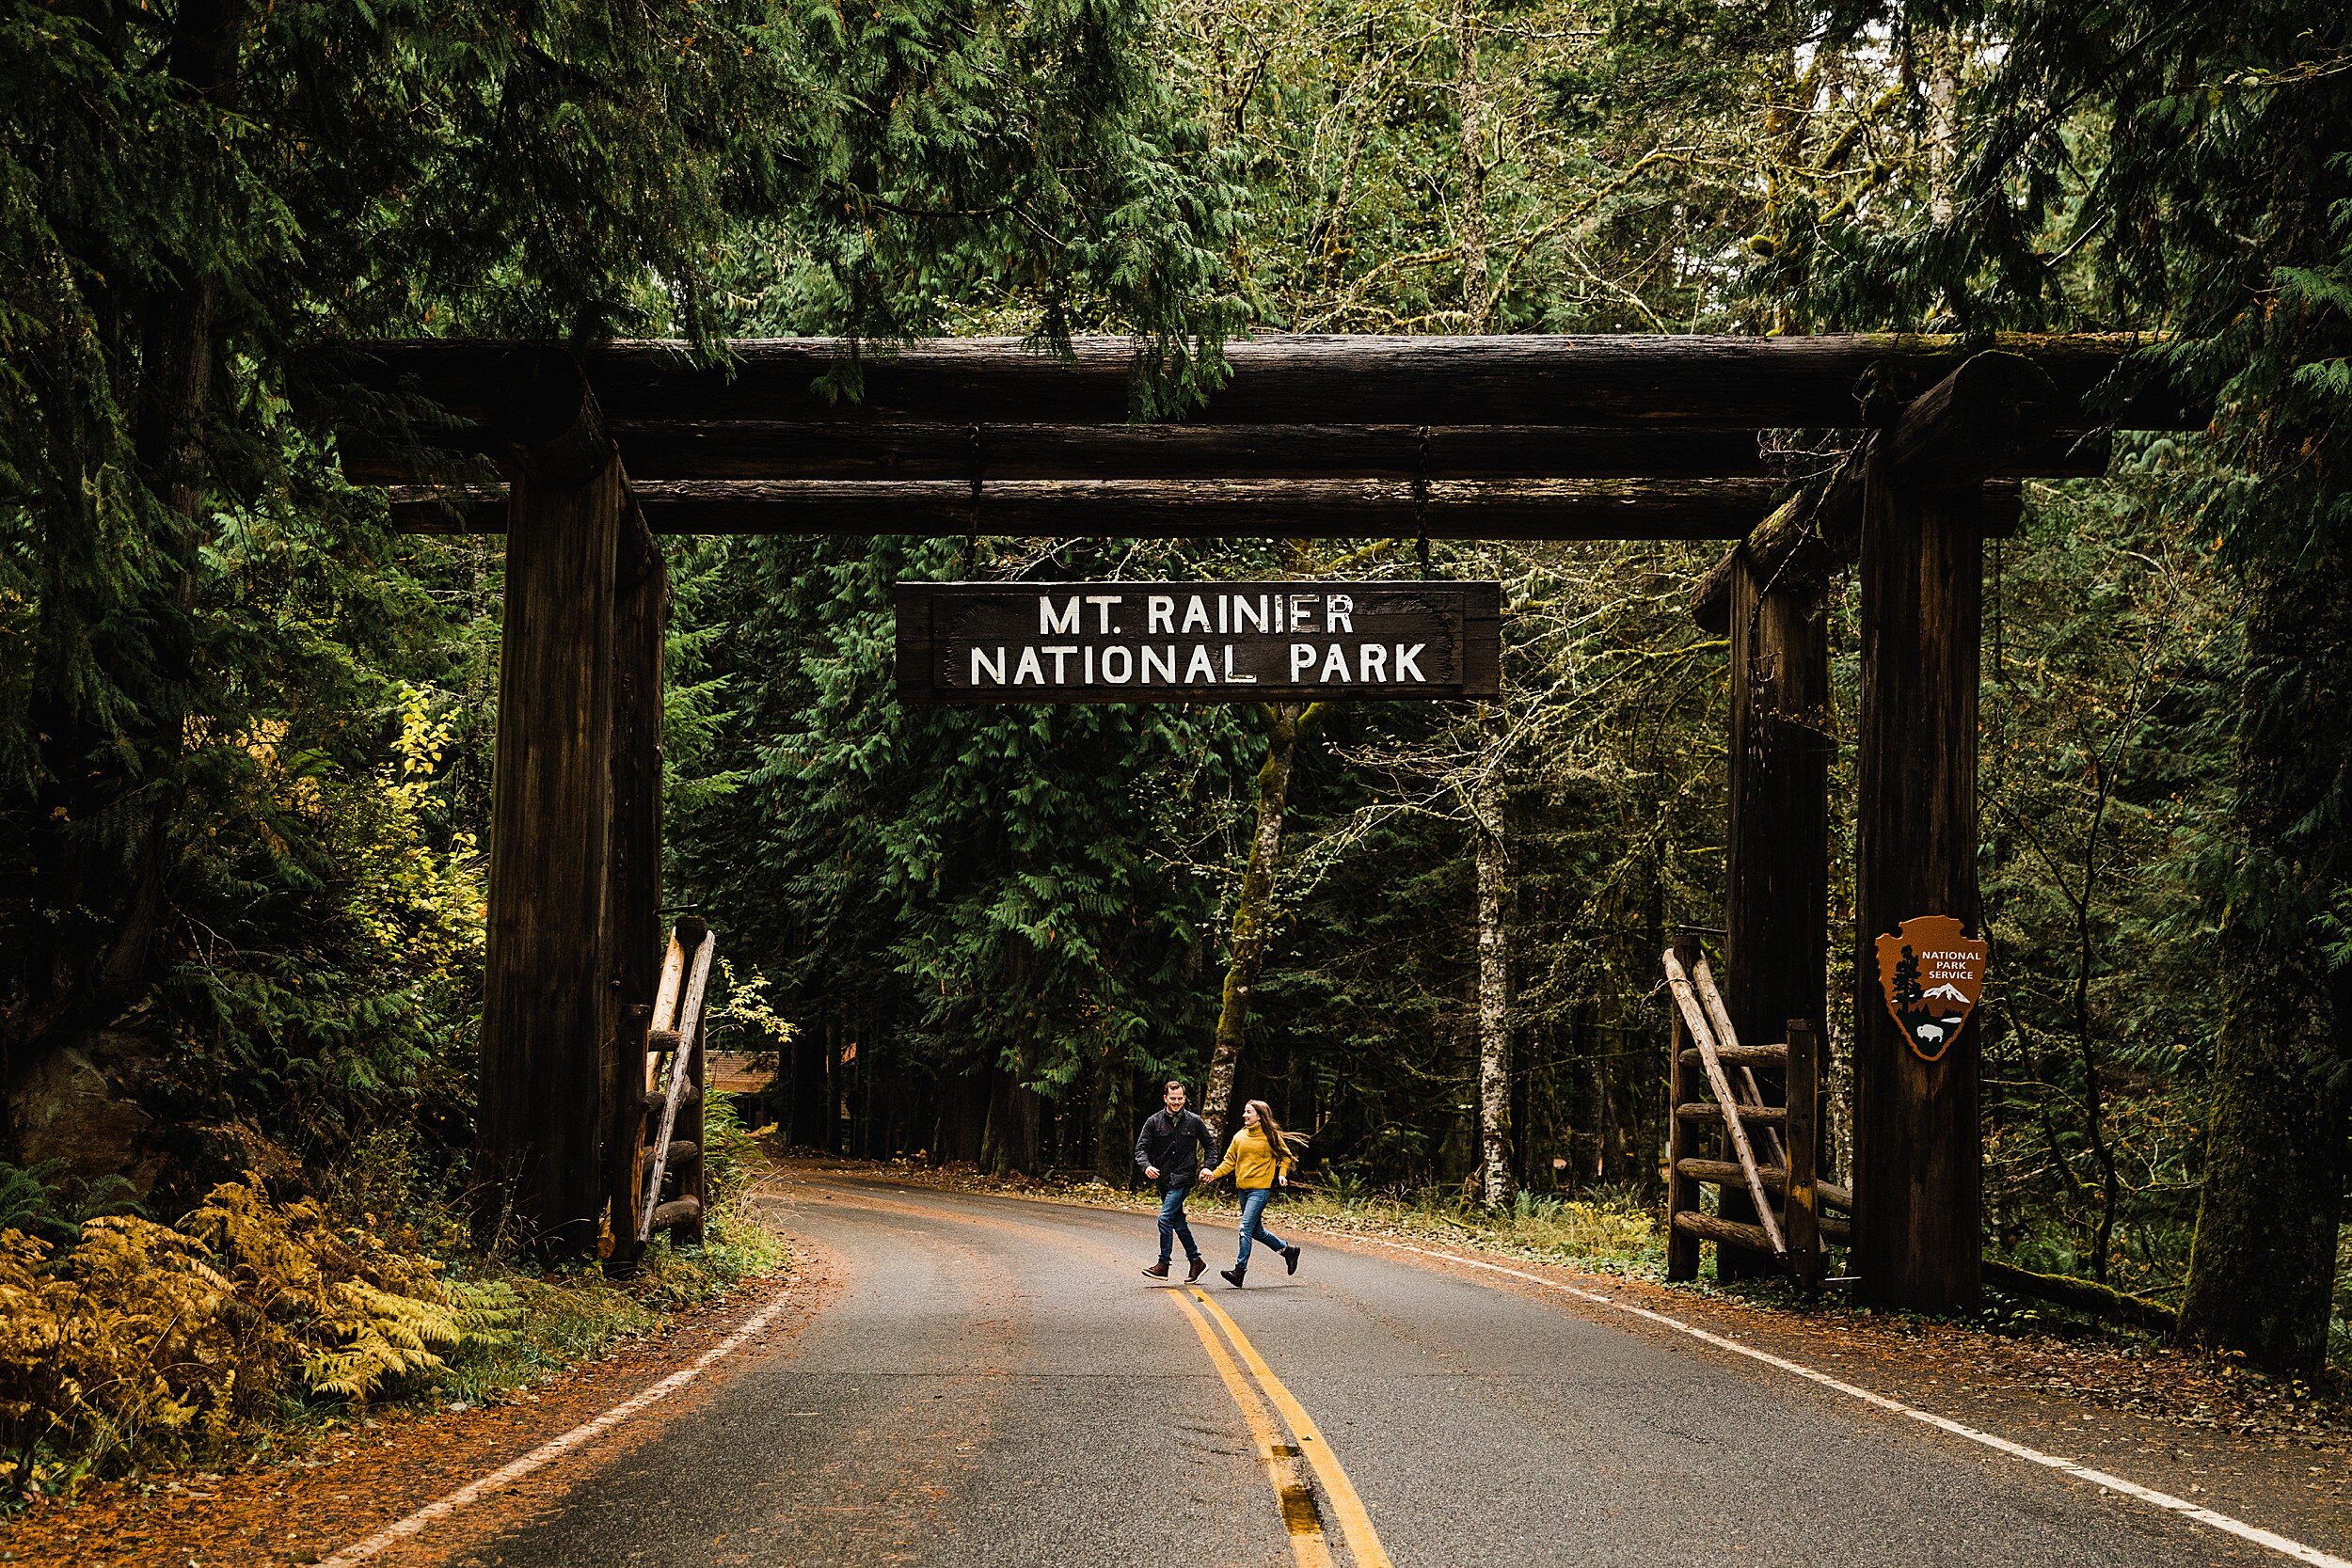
634,916,717,1246
1661,939,1851,1289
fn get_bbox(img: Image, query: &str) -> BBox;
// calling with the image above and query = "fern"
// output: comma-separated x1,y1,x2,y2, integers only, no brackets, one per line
0,1174,514,1494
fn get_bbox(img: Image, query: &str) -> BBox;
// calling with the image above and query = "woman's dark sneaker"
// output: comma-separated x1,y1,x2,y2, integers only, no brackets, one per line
1142,1259,1170,1278
1221,1265,1248,1288
1282,1244,1302,1275
1186,1257,1209,1283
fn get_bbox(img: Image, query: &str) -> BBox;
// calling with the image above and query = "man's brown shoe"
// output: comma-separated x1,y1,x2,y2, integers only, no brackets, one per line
1143,1259,1170,1278
1185,1257,1209,1283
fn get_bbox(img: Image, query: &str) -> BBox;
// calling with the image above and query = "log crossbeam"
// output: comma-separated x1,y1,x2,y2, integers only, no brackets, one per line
389,477,1780,540
316,335,2196,538
326,332,2189,430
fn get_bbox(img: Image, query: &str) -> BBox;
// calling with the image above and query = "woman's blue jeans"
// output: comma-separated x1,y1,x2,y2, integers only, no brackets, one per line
1236,1186,1287,1267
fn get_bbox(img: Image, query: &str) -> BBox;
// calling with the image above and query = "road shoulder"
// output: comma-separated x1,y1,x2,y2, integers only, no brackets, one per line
0,1238,831,1568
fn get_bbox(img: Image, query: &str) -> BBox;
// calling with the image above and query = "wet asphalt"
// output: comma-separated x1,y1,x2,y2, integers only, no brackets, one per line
441,1174,2295,1568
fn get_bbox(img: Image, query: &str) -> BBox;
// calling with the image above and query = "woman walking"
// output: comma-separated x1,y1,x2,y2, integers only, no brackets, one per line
1202,1100,1303,1287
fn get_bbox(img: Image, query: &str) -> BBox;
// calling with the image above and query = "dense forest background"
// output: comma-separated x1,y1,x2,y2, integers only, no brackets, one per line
4,0,2348,1368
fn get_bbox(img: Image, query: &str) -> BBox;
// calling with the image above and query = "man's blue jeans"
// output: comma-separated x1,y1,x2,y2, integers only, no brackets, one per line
1236,1186,1287,1268
1158,1184,1200,1263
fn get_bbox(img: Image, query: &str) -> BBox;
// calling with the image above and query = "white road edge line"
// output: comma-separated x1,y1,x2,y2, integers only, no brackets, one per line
316,1284,801,1568
1361,1236,2349,1568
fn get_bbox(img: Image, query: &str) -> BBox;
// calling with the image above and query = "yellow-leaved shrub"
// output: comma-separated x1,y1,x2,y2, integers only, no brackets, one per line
0,1174,513,1491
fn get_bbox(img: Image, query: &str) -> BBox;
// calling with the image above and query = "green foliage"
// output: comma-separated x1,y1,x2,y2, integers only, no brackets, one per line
1968,483,2240,1295
1252,1176,1663,1274
671,533,1254,1166
661,2,2351,1366
0,1164,143,1248
669,531,1729,1191
696,1091,771,1225
7,0,2345,1381
0,0,1248,1206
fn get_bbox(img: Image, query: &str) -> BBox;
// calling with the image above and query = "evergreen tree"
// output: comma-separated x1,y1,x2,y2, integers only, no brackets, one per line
0,0,1245,1195
1818,0,2352,1377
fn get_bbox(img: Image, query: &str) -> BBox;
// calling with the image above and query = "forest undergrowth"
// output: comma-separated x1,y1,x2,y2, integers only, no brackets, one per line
0,1099,782,1508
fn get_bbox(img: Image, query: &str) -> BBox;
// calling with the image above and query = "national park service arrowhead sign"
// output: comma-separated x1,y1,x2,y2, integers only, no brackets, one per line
1875,915,1988,1063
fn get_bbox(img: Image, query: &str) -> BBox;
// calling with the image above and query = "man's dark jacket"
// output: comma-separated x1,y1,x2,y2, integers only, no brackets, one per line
1135,1108,1214,1193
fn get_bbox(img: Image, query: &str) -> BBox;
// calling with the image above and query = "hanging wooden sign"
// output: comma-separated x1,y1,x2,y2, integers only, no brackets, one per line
1874,915,1989,1062
894,580,1502,704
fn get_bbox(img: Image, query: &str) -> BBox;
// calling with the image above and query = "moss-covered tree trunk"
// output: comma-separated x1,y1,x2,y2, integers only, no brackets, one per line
1474,774,1511,1209
1453,0,1489,333
1203,702,1315,1138
2179,560,2352,1375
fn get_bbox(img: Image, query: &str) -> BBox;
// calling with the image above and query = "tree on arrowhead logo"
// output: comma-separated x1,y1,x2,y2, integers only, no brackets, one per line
1875,914,1988,1063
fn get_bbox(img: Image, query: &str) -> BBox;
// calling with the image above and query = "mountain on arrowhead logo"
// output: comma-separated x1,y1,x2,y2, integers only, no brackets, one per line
1875,914,1988,1063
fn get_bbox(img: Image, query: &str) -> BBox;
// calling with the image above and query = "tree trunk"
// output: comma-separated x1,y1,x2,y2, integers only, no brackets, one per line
823,1014,844,1154
1203,703,1315,1137
1094,1046,1133,1182
101,0,247,1002
1851,446,1982,1313
1475,774,1511,1209
1454,0,1490,332
983,1055,1043,1177
5,0,248,1177
1720,547,1830,1275
2178,559,2352,1375
601,536,668,1273
474,451,623,1256
791,1026,830,1148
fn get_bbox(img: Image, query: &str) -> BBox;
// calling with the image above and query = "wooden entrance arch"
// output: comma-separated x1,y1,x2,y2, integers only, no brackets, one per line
329,333,2193,1304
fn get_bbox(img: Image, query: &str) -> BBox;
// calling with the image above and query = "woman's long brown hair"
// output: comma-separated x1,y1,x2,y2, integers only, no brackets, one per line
1244,1100,1303,1164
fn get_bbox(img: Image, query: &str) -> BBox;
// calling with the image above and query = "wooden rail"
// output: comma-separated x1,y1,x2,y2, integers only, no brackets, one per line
1675,1160,1851,1212
1676,1042,1787,1067
1676,1101,1788,1124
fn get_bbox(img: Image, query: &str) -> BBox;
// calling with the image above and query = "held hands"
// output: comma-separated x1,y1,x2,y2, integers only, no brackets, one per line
1144,1166,1160,1180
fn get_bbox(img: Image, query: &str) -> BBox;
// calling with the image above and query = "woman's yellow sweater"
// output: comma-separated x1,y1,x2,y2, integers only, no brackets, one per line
1206,1126,1292,1190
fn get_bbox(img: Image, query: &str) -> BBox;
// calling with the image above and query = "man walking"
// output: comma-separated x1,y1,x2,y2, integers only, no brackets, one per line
1136,1080,1213,1281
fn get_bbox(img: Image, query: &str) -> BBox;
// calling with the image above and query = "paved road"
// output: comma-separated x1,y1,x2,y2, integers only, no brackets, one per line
445,1174,2295,1568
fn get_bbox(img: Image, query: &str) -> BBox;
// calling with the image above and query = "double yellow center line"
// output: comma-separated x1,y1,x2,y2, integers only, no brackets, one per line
1171,1287,1394,1568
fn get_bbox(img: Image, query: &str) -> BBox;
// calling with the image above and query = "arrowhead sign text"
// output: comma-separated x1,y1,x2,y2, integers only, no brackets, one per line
1875,914,1988,1063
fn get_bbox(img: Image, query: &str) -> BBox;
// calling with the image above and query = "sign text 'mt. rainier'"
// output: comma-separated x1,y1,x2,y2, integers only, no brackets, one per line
895,581,1502,704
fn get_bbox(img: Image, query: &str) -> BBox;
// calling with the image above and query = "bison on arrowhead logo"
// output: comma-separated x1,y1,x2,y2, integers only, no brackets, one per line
1875,914,1988,1063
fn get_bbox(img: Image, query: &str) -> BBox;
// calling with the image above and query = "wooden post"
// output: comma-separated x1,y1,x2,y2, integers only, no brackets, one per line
1664,930,1702,1281
475,354,623,1258
1785,1018,1821,1291
641,918,712,1242
603,505,668,1272
1719,547,1829,1276
1852,432,1985,1312
680,989,707,1247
